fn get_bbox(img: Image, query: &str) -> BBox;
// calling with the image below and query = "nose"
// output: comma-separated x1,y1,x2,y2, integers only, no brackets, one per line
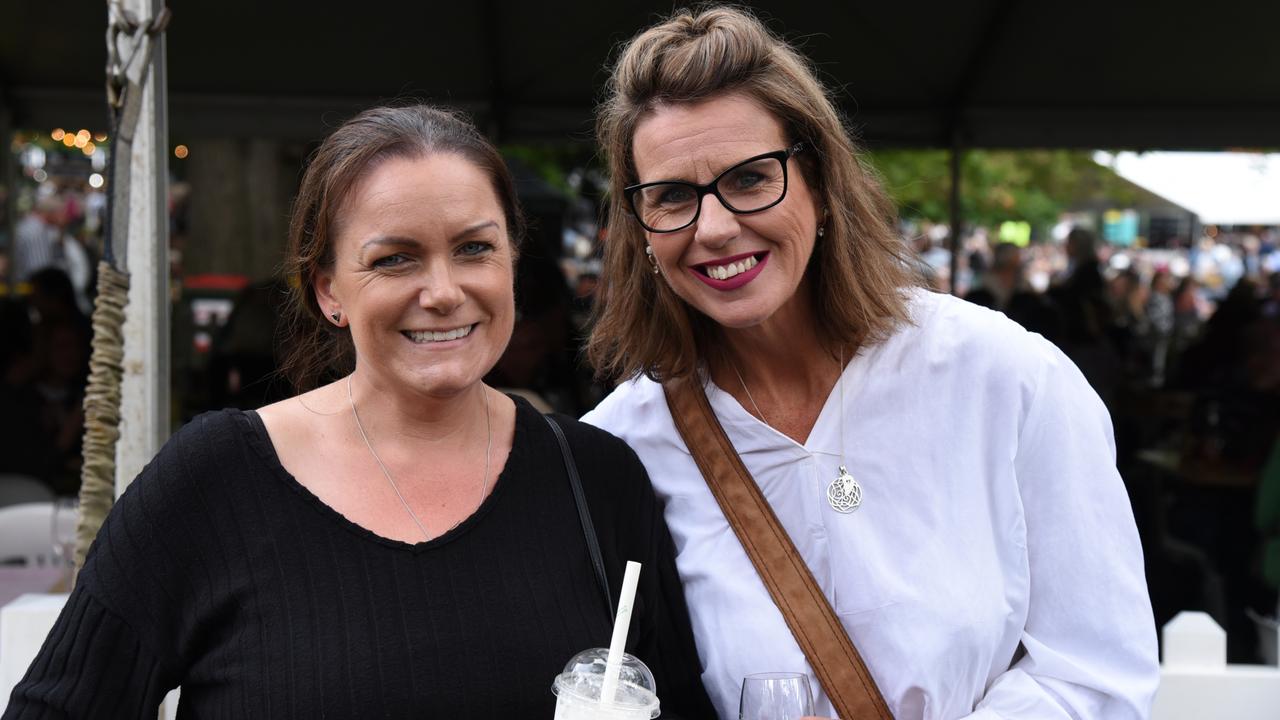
692,193,739,249
418,260,465,314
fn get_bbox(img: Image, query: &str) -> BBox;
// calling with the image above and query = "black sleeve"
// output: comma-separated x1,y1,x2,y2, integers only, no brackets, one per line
557,416,717,720
4,412,237,718
3,587,174,718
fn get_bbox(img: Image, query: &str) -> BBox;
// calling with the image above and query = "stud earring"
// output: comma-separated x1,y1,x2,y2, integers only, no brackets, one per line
330,311,341,323
645,245,659,274
817,225,826,238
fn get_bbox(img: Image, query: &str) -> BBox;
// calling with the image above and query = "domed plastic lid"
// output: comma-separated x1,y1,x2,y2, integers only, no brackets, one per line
551,648,660,718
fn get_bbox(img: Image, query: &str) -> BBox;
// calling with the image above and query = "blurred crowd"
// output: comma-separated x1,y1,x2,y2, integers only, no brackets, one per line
1,189,100,496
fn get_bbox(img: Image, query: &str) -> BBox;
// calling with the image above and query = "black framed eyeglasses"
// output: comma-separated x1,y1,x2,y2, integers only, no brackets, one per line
624,142,805,233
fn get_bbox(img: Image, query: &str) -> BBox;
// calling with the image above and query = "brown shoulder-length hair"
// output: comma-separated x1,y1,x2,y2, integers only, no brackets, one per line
280,104,525,392
588,5,921,382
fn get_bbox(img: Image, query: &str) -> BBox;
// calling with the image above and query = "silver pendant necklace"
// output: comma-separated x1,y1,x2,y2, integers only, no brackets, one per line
732,348,862,513
347,375,492,540
824,345,865,509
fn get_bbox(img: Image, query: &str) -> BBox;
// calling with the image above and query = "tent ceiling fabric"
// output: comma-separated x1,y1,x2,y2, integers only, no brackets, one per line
3,0,1279,148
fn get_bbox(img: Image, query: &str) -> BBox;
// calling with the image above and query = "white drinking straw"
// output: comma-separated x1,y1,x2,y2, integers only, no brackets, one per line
600,560,642,705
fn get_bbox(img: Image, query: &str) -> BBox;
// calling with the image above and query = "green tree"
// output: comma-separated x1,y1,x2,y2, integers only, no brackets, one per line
866,149,1145,231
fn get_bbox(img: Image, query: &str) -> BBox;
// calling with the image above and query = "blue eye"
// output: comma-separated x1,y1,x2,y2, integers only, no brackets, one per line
656,185,695,206
729,170,765,189
372,253,408,268
459,241,494,256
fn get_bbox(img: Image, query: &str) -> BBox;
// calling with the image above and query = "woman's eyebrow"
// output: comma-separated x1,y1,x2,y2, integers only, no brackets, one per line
451,220,500,242
358,236,418,260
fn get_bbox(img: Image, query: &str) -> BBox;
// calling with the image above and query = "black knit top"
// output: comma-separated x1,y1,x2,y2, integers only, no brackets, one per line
4,396,715,718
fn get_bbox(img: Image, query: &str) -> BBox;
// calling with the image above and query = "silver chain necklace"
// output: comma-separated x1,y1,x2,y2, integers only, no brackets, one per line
730,349,862,513
347,375,492,540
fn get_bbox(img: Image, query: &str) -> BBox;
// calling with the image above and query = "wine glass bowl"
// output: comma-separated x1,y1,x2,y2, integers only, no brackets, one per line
739,671,814,720
50,497,79,584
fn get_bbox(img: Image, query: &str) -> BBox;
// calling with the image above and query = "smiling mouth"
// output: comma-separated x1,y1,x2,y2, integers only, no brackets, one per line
693,252,765,280
402,324,476,343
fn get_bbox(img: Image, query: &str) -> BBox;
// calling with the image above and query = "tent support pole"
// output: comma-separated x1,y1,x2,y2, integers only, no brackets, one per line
0,100,14,294
115,0,170,497
949,136,962,296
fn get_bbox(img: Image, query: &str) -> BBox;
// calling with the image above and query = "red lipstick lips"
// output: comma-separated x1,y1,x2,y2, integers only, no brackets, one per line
689,251,768,291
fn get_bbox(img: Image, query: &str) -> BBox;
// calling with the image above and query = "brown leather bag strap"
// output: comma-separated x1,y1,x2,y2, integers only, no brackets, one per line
663,375,893,720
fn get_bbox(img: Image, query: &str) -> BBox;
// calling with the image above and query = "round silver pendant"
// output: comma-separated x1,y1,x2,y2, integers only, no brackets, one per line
827,465,862,513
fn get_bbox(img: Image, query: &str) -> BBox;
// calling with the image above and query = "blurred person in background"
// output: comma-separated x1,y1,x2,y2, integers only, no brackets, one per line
205,278,294,411
966,241,1061,342
19,268,92,494
0,297,58,485
1146,269,1176,385
1109,267,1149,379
485,251,579,413
12,195,65,282
1050,227,1123,406
1171,275,1210,357
965,241,1022,312
1262,271,1280,320
57,186,95,314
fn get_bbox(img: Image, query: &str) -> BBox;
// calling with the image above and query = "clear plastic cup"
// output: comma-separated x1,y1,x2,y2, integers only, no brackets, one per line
551,648,660,720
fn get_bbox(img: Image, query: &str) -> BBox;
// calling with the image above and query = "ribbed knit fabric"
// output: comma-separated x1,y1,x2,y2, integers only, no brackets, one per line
4,396,715,719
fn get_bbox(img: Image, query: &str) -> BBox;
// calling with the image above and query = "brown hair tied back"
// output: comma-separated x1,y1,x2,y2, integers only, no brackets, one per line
280,104,525,393
588,5,921,383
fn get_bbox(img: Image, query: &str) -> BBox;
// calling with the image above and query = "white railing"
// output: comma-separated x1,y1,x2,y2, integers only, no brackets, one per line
1152,611,1280,719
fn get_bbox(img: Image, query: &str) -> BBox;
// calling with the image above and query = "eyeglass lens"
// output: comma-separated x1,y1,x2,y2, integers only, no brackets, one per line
633,155,787,232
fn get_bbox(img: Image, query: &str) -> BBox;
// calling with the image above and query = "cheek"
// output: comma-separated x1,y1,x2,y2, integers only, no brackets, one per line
486,271,517,333
650,236,690,268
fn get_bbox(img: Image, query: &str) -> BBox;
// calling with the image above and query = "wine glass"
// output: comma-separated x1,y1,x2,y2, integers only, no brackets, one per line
51,497,79,586
739,671,814,720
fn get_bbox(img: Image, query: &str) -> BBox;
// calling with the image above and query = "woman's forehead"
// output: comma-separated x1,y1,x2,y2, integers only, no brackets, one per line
631,94,787,182
334,154,506,246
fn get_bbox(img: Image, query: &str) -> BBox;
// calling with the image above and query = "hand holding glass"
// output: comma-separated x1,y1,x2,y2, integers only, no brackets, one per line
739,672,814,720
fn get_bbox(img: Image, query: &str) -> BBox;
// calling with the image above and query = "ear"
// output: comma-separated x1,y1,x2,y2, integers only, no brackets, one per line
312,268,341,325
814,201,828,233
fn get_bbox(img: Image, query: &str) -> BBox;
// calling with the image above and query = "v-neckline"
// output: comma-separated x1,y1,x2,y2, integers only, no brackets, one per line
705,353,864,457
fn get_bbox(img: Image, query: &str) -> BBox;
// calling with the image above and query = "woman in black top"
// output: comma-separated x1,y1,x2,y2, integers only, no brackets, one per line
5,105,714,719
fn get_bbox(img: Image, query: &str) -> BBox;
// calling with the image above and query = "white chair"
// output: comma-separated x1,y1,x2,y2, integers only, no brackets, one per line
0,475,54,509
0,502,73,566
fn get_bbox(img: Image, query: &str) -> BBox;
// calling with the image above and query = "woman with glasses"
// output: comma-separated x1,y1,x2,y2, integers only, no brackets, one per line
583,6,1159,719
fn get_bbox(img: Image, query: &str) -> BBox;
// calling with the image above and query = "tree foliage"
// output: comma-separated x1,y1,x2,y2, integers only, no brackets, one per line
865,149,1145,229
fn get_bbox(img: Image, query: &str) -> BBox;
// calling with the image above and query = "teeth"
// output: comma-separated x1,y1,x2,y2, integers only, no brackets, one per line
405,325,473,343
705,255,758,281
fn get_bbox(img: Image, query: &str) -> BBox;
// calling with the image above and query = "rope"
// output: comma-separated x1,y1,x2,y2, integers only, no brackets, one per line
75,261,130,572
71,2,170,582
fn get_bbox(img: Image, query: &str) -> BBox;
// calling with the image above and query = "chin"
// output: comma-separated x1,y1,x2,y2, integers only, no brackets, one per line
394,365,487,399
690,299,779,331
416,379,485,400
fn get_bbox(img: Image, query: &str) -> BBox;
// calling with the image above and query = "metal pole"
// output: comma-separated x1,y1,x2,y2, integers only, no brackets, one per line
115,0,169,497
0,101,14,294
949,137,962,296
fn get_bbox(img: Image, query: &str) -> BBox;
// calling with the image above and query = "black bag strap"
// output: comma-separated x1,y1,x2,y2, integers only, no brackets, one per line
544,414,614,618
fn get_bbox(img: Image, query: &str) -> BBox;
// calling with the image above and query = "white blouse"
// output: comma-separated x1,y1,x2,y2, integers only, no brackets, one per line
583,289,1159,719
